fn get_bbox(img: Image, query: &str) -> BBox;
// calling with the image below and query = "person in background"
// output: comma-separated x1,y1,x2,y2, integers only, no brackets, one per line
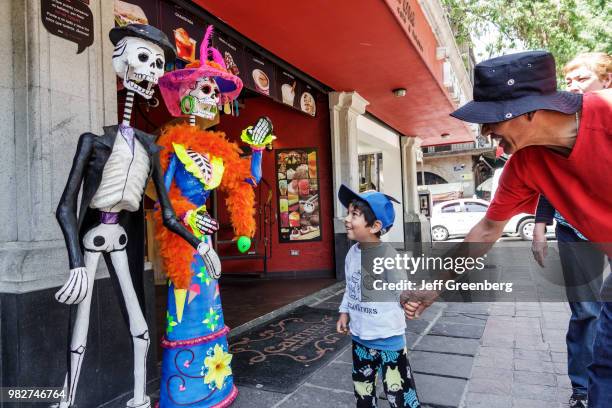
531,52,611,408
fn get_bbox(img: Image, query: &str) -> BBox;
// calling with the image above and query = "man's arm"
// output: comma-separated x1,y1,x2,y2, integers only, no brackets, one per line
402,216,508,319
532,196,554,267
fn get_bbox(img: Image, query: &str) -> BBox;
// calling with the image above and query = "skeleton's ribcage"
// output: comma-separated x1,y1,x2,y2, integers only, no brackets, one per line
83,223,128,252
186,148,213,184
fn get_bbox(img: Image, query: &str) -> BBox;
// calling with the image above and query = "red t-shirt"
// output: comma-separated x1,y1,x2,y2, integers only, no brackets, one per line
487,90,612,246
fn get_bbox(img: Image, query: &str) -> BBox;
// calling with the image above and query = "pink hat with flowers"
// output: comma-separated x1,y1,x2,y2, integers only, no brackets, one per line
158,26,243,117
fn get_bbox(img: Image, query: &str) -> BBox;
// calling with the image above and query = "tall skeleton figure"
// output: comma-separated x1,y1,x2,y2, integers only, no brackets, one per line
153,27,275,407
54,24,220,408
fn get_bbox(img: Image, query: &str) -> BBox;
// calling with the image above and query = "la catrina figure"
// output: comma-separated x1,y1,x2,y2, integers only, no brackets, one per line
54,25,221,408
155,26,275,407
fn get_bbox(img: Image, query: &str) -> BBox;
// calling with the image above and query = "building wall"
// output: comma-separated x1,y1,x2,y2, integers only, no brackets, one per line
421,154,475,196
0,1,160,405
0,0,117,293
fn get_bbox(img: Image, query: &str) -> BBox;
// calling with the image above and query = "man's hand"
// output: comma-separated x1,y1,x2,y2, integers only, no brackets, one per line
55,267,89,305
400,290,439,319
531,222,548,267
336,312,349,335
197,242,222,279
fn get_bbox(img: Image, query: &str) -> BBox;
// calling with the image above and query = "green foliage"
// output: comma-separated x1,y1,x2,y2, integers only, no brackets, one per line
443,0,611,75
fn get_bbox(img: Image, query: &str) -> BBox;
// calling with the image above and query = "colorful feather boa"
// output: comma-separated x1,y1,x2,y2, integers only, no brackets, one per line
154,124,256,289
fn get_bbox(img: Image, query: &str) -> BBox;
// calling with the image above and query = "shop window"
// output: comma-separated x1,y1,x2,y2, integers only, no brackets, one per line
417,171,447,186
358,152,382,192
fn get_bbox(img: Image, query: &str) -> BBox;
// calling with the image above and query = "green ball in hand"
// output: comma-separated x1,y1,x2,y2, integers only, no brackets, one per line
237,236,251,253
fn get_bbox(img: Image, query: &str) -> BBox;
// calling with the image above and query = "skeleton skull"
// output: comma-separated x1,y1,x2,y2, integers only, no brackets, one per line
112,36,165,99
179,77,220,120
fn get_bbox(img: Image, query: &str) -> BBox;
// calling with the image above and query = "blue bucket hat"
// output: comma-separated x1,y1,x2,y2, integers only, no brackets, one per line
450,51,582,124
338,184,400,234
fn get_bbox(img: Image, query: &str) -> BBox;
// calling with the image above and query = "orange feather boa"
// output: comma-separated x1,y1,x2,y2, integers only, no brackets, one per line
154,124,256,289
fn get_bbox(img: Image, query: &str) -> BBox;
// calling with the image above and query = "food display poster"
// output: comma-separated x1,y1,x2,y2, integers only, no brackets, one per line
276,148,321,243
242,49,276,98
274,69,316,116
159,1,208,66
114,0,159,27
114,0,319,115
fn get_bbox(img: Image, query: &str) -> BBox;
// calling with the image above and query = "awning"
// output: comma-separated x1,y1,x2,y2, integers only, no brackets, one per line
192,0,474,143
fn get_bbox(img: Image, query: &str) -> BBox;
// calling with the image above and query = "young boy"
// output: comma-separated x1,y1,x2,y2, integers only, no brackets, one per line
336,184,421,408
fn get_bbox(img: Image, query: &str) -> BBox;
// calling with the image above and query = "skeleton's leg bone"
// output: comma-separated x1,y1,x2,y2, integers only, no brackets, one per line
60,250,101,408
110,250,150,407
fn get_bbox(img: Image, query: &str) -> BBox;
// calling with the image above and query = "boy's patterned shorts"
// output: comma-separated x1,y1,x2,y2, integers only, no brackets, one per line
351,341,420,408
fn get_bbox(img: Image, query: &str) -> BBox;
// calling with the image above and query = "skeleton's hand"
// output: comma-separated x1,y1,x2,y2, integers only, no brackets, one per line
55,267,89,305
184,208,219,237
241,116,275,148
193,211,219,235
197,242,222,280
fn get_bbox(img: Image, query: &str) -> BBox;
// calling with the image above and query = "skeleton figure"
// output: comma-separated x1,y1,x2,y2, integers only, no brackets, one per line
154,27,275,408
180,76,221,121
54,24,218,408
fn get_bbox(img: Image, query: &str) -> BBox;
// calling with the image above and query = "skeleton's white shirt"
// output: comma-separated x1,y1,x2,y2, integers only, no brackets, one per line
89,132,150,212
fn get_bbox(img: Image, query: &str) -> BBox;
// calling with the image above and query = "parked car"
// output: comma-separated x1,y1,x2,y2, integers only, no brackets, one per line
429,198,553,241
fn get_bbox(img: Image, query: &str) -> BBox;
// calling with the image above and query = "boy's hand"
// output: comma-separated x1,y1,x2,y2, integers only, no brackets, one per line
336,313,349,335
400,290,438,319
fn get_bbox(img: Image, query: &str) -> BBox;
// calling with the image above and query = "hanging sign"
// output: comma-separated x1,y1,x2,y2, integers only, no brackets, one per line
41,0,94,54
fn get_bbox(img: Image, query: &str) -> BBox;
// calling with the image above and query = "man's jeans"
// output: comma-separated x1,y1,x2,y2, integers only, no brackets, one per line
589,298,612,407
556,225,604,398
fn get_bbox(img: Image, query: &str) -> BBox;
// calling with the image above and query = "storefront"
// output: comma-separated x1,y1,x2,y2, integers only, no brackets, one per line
0,0,474,405
116,0,336,280
357,115,405,243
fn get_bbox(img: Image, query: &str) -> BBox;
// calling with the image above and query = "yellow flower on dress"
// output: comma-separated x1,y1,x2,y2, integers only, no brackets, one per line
203,344,232,389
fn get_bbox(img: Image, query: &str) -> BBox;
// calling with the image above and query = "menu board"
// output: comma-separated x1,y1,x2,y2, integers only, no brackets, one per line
243,49,276,98
213,33,244,78
276,148,321,243
114,0,319,116
114,0,159,27
159,1,208,64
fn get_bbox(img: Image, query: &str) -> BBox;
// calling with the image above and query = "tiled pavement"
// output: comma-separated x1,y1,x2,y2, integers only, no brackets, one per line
465,301,572,408
228,298,574,407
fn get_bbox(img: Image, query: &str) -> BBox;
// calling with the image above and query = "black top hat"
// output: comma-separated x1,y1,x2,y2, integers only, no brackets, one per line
451,51,582,124
109,24,176,62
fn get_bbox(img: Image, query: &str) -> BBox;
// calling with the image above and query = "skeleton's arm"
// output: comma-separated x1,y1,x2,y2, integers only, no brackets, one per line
241,117,275,185
151,152,201,249
56,133,95,269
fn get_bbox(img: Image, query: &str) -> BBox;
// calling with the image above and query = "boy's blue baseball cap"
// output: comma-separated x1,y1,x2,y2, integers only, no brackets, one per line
338,184,400,234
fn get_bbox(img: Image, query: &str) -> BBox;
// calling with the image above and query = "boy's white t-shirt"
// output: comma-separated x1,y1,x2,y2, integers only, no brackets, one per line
339,243,406,340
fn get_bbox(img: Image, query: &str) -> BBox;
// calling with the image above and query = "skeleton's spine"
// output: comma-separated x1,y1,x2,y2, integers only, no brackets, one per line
189,115,196,127
122,91,135,126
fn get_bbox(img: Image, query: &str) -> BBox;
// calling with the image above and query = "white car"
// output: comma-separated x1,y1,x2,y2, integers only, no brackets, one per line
429,198,551,241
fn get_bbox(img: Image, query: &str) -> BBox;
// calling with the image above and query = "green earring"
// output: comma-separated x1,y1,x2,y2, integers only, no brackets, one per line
180,95,196,114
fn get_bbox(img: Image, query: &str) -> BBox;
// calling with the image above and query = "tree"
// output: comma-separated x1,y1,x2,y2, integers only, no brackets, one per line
443,0,611,77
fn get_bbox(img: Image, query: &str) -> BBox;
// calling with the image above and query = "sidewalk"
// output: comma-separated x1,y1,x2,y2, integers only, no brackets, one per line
227,243,575,408
229,299,571,408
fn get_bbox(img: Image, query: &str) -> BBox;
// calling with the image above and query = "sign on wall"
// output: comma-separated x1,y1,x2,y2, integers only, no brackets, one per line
276,148,321,243
41,0,94,54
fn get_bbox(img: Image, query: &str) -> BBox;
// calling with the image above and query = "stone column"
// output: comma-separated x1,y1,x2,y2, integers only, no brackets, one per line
328,91,369,279
401,136,431,244
0,1,156,404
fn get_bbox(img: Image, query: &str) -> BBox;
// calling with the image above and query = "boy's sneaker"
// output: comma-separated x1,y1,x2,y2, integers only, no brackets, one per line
569,395,587,408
